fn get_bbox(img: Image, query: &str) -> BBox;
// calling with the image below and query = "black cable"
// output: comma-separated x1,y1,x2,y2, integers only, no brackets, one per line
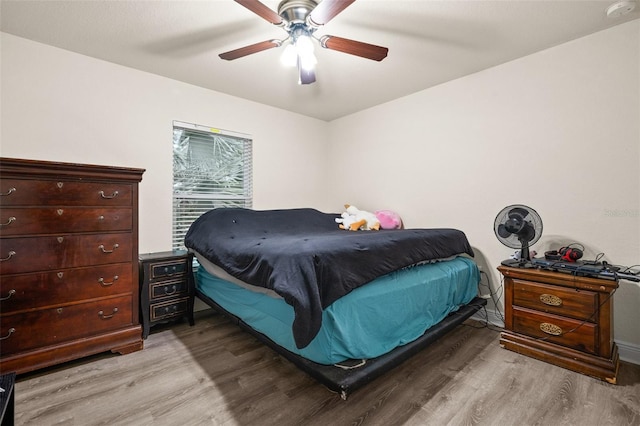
564,242,585,252
466,270,505,332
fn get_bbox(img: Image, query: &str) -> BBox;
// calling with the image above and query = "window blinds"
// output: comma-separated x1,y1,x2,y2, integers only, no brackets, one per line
172,121,253,251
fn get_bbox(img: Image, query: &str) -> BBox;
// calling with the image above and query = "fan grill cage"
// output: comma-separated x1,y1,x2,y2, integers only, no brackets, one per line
494,204,543,250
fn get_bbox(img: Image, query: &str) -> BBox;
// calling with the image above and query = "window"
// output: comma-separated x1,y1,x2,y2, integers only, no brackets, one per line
172,121,253,251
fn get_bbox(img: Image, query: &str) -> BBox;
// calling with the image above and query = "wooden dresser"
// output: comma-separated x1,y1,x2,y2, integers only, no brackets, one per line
498,265,619,384
0,157,145,374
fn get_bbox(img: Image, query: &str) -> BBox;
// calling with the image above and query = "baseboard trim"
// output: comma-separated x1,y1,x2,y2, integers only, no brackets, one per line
470,306,504,329
616,339,640,365
472,307,640,366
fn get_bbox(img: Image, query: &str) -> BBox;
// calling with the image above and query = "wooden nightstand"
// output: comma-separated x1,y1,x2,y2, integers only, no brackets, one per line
139,251,195,339
498,265,619,384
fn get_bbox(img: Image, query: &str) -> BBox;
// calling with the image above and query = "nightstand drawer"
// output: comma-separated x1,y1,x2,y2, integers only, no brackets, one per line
150,298,189,321
150,260,188,280
512,279,597,321
149,279,188,300
512,306,597,354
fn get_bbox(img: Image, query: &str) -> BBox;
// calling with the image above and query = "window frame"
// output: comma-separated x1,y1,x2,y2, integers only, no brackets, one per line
172,120,253,252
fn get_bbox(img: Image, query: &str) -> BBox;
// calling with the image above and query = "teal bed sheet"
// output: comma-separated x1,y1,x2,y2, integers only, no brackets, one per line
196,256,479,365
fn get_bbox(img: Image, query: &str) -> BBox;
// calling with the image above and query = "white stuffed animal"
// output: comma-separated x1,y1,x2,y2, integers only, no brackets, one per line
340,204,380,231
335,211,358,231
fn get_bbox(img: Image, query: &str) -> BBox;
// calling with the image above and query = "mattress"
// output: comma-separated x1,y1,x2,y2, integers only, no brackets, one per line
196,256,480,365
185,207,475,348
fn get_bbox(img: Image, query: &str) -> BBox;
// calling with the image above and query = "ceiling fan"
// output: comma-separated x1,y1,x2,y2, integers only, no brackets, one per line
220,0,389,84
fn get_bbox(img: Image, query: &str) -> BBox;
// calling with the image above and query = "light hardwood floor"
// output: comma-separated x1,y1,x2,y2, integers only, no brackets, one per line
13,310,640,425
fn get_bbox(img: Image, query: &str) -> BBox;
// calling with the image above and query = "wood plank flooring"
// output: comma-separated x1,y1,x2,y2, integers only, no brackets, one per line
13,311,640,425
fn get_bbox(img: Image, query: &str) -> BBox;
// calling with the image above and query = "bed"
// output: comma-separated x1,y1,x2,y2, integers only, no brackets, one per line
185,208,486,399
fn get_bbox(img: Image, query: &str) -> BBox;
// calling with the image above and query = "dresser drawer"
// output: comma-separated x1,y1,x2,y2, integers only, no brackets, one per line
0,295,134,356
149,279,189,301
512,279,597,321
150,298,189,321
150,260,188,280
0,233,132,275
0,179,132,207
0,264,133,313
0,207,132,236
512,306,597,354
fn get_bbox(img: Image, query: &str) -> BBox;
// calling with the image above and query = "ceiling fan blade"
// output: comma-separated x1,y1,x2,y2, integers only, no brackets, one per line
319,35,388,61
308,0,356,27
219,40,282,60
234,0,284,26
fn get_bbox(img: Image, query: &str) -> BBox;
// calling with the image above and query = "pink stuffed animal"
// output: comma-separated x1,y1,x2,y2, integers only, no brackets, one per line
375,210,403,230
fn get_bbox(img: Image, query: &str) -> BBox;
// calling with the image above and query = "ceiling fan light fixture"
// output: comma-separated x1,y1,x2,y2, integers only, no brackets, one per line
298,51,317,72
295,33,315,55
280,43,298,67
225,0,387,85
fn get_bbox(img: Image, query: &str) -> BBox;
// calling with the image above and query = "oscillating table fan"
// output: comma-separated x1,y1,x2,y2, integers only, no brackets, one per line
494,205,543,267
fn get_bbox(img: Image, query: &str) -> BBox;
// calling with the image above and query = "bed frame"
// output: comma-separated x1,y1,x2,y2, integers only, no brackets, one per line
194,288,486,400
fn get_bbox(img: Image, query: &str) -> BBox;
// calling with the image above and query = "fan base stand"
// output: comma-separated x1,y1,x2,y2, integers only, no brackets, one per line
500,259,533,268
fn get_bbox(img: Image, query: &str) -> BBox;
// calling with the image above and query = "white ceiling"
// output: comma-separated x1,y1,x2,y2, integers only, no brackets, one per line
1,0,638,121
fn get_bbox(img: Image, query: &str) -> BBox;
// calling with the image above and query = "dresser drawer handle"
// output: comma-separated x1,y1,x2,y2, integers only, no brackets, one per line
98,307,119,319
98,276,119,286
540,293,562,307
99,244,119,254
0,251,16,262
0,187,16,197
0,289,16,301
164,285,177,296
540,322,563,336
0,328,15,340
0,216,16,227
99,190,119,199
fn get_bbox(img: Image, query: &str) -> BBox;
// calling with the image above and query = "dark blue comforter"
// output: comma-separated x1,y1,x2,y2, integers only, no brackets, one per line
185,208,474,348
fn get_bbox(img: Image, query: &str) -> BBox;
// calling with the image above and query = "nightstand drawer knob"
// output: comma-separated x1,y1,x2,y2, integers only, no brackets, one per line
540,322,563,336
164,285,177,296
540,293,562,307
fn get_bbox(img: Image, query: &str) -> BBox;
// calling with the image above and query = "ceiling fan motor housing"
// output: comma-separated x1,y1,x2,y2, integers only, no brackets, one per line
278,0,318,24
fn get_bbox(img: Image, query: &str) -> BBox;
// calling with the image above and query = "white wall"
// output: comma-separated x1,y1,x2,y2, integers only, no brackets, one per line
0,33,330,253
2,20,639,362
327,20,640,361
